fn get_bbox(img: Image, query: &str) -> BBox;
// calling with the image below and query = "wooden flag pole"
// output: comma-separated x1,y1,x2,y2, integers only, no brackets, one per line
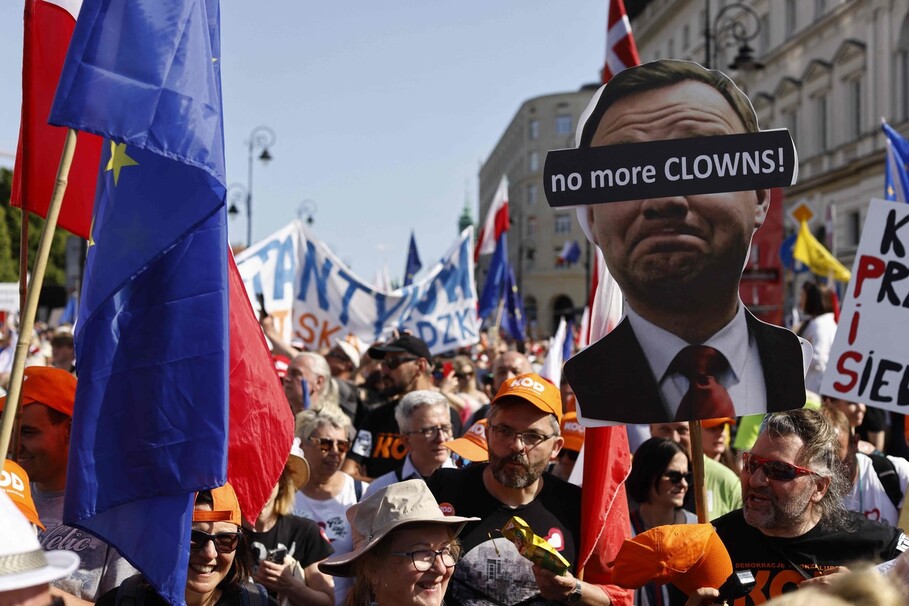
0,128,78,462
690,419,709,523
11,210,31,459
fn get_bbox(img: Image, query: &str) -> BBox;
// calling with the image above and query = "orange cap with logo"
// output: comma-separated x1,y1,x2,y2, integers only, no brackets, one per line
193,483,242,527
560,412,585,453
0,366,76,417
442,418,489,462
2,459,44,530
492,373,562,422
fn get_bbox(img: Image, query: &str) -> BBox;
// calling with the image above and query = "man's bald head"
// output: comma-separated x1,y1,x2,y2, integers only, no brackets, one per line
491,351,532,392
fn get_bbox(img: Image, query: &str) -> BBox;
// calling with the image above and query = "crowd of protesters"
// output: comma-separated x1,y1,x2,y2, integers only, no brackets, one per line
7,309,909,606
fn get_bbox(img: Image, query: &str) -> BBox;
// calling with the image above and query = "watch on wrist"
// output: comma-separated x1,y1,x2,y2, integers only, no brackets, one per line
565,580,582,603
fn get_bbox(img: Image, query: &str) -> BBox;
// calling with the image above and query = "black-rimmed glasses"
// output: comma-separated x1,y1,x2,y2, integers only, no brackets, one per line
390,548,457,572
488,424,555,449
190,530,241,553
308,437,351,454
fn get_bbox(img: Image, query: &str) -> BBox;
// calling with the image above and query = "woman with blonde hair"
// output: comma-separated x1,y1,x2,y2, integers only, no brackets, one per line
319,480,477,606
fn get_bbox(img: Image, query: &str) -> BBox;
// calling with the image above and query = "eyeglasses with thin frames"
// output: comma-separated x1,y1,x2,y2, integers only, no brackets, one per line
404,425,454,440
383,356,419,370
488,424,555,449
308,437,351,454
390,547,457,572
190,530,241,554
742,451,815,482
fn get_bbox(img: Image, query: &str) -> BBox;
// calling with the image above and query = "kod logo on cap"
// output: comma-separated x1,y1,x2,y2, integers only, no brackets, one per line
0,469,25,495
468,424,486,437
510,377,545,393
564,421,584,434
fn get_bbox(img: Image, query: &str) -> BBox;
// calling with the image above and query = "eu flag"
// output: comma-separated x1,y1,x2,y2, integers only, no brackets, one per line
883,121,909,203
404,230,422,286
502,263,527,342
49,1,228,604
477,233,508,320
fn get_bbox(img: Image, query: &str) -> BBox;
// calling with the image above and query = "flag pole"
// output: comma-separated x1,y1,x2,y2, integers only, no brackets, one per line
10,211,30,459
689,419,709,523
0,128,78,462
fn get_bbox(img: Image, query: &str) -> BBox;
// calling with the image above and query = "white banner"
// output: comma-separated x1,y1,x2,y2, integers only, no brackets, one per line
822,199,909,409
236,223,480,355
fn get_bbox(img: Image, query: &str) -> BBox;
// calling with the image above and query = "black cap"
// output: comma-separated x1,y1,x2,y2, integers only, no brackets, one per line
367,334,432,361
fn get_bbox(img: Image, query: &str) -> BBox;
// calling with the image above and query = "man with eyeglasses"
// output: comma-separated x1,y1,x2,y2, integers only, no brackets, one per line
344,335,462,480
696,409,909,604
364,390,457,497
428,372,622,606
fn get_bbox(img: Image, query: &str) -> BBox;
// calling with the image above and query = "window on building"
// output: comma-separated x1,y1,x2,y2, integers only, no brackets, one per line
554,213,572,234
815,95,828,153
528,151,539,172
814,0,825,21
555,115,572,136
524,296,538,324
526,216,537,240
529,119,539,141
526,183,537,206
682,24,690,50
668,38,675,58
898,18,909,122
847,79,862,140
785,0,796,38
525,247,536,272
848,210,862,246
759,14,770,55
783,109,798,150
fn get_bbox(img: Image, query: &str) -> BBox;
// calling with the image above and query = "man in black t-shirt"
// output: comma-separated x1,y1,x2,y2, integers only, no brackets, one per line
700,409,908,606
428,372,624,606
343,334,461,479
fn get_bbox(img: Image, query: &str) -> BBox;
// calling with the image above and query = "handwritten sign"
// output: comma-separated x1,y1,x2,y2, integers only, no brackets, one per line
822,199,909,408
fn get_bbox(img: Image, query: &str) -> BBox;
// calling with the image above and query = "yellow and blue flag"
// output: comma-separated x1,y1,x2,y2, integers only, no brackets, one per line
49,1,228,603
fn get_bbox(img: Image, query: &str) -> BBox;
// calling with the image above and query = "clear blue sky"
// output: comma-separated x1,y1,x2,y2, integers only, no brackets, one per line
0,0,607,283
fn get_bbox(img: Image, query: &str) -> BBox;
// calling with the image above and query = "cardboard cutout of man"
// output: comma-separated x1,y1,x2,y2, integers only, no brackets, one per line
563,60,807,424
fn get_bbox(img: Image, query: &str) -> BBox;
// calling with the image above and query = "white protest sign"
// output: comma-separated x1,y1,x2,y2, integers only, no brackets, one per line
236,223,480,355
0,284,19,313
822,199,909,408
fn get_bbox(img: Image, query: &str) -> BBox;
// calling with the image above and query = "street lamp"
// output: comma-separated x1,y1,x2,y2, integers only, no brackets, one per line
242,125,276,247
298,199,317,226
704,2,764,72
227,183,247,218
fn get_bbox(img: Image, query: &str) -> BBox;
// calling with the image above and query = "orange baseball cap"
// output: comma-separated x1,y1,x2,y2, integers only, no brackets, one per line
701,417,736,429
1,459,44,530
610,524,733,595
492,373,562,422
560,412,585,453
442,418,489,462
193,483,241,527
0,366,76,417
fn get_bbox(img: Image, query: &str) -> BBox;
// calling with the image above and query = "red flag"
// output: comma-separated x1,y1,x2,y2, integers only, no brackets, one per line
11,0,102,240
474,175,510,261
575,3,639,602
601,0,641,84
227,254,295,519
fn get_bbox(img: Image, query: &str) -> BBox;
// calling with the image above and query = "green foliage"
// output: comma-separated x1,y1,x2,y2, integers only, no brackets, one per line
0,167,72,286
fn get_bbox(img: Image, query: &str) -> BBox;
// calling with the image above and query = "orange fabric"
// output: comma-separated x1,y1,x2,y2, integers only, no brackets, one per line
0,366,76,416
492,372,562,422
194,483,241,527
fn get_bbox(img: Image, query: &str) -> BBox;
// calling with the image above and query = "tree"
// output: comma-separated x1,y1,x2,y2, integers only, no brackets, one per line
0,167,72,286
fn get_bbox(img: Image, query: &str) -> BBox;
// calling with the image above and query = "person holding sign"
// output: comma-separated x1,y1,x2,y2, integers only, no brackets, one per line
563,59,807,424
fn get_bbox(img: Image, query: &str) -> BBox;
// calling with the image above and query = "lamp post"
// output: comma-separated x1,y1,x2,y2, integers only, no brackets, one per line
298,199,317,226
704,1,764,72
243,125,276,247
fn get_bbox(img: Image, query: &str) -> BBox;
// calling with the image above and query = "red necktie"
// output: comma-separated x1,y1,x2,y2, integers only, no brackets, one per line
672,345,735,421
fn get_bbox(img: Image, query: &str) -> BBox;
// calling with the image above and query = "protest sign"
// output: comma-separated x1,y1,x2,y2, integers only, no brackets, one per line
544,130,797,208
822,199,909,409
236,223,480,355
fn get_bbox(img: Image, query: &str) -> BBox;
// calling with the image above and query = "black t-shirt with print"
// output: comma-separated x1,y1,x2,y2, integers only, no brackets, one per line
243,514,334,569
349,398,462,479
713,509,908,606
427,464,580,606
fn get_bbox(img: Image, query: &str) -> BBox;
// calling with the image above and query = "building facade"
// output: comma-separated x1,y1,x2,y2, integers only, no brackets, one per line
629,0,909,309
478,86,599,337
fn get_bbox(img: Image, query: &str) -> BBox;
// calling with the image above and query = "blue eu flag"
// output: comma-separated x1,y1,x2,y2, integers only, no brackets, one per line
502,263,527,342
49,1,228,604
477,233,508,320
883,121,909,203
404,230,423,286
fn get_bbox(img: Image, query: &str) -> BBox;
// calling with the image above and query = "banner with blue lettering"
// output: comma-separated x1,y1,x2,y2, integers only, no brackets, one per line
236,223,480,355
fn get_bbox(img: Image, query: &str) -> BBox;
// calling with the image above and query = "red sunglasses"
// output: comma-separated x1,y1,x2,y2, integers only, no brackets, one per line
742,452,815,482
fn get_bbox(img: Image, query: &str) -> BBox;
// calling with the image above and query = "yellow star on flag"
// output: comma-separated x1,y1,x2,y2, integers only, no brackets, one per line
105,141,138,185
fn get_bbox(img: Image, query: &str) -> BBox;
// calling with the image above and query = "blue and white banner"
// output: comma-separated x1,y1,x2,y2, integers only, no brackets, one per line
237,223,480,355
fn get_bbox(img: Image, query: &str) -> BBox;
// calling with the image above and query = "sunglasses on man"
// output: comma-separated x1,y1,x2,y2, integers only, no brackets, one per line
742,452,815,482
383,356,419,370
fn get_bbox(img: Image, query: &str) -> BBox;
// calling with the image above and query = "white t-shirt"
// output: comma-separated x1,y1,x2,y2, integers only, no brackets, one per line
293,473,366,605
844,453,909,526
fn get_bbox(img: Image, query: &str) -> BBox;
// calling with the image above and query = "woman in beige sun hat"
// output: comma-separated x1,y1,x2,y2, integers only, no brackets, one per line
319,479,478,606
